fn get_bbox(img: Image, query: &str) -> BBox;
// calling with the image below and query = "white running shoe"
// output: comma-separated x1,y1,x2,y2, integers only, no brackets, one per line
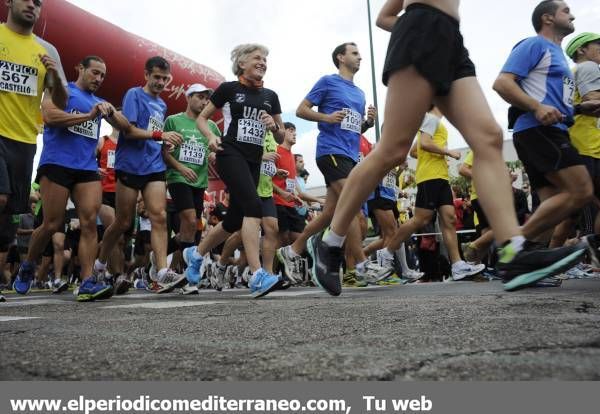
451,261,485,281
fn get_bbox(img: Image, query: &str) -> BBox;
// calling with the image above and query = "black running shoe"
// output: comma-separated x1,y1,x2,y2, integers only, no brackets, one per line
306,230,343,296
498,243,585,292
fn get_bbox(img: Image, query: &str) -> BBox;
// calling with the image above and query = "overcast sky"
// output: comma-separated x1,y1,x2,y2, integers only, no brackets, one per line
64,0,599,188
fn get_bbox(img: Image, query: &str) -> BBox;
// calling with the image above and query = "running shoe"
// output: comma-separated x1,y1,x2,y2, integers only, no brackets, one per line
133,278,147,290
451,260,486,281
210,262,226,291
180,283,199,295
13,262,35,295
77,277,112,302
0,292,5,302
499,243,586,292
224,265,235,289
357,261,393,284
461,242,482,264
307,230,343,296
376,249,394,270
583,234,600,268
114,274,132,295
182,247,202,285
52,279,69,294
276,246,303,284
342,270,368,287
156,269,187,294
248,269,280,298
148,251,157,280
402,268,425,281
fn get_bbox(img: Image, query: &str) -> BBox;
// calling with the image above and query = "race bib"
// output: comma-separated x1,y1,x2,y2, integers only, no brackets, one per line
106,150,115,169
563,76,575,107
237,118,265,146
0,60,38,96
147,115,164,132
139,217,151,232
382,170,397,190
340,108,361,133
179,142,206,165
67,110,99,139
260,160,277,177
285,178,296,193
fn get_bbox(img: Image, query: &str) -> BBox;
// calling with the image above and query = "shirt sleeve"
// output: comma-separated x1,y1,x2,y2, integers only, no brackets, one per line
305,76,329,107
210,82,230,109
501,38,544,79
271,91,282,115
419,113,440,136
208,120,221,137
463,150,474,167
163,115,175,132
575,61,600,97
121,89,139,126
37,37,68,90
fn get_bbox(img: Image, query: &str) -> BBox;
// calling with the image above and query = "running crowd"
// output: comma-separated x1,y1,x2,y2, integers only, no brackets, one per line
1,0,600,302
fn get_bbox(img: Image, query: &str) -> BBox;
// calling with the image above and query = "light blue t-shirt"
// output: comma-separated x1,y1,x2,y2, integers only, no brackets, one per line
295,176,307,216
40,82,104,171
116,86,167,175
501,36,575,133
305,74,365,162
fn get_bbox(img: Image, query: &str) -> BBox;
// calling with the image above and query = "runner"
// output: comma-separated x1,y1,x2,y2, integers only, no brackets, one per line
277,42,391,285
14,55,131,301
163,83,217,291
93,56,185,294
308,0,590,296
1,0,68,300
182,44,285,298
492,1,600,288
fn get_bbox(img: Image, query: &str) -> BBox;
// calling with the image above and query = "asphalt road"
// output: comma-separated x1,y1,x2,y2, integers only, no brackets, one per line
1,279,599,380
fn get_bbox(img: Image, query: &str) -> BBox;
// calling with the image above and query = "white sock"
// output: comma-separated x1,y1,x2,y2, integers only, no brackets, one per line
396,244,410,273
94,259,106,271
510,235,526,252
323,229,346,248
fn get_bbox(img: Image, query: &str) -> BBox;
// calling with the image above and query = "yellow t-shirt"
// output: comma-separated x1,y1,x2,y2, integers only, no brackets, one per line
569,66,600,159
415,121,449,184
463,150,478,200
0,24,65,144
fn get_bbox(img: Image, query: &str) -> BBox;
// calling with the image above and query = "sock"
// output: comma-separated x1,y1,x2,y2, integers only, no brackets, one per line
499,235,526,263
356,260,368,273
94,259,106,271
510,236,526,252
396,244,410,273
157,268,168,281
323,228,346,248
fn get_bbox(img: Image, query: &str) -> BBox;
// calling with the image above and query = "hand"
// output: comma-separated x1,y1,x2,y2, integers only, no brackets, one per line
208,135,223,152
327,110,346,124
208,152,216,163
446,150,461,160
579,100,600,117
161,131,183,147
178,165,198,183
97,102,116,119
260,113,278,132
534,103,565,126
38,54,60,73
293,194,304,205
88,104,101,119
276,169,288,178
262,152,279,163
366,104,376,125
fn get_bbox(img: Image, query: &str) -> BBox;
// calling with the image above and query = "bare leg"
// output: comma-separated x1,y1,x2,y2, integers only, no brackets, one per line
438,205,461,264
240,217,262,273
72,181,102,278
98,182,138,263
142,181,169,271
261,217,278,273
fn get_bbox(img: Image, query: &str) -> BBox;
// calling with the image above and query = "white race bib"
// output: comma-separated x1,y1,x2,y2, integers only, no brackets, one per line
139,217,151,232
260,160,277,177
67,110,99,139
0,60,38,96
106,150,115,169
563,76,575,107
285,178,296,193
237,118,265,146
179,142,206,165
382,170,397,190
147,115,164,132
340,108,362,133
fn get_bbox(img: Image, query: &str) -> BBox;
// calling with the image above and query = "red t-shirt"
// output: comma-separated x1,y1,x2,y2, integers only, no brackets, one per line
359,135,372,161
273,145,297,207
98,136,117,193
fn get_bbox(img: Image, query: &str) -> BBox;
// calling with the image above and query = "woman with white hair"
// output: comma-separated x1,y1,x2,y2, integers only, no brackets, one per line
182,44,286,298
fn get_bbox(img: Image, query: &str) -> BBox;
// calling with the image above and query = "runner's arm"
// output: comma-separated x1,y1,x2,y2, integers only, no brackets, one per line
493,73,543,112
376,0,404,31
296,99,345,124
419,132,453,157
41,94,99,127
458,163,472,179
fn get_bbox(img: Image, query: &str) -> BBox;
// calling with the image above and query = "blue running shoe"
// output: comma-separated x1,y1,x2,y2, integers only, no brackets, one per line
13,261,35,295
249,269,280,298
77,277,112,302
182,247,202,284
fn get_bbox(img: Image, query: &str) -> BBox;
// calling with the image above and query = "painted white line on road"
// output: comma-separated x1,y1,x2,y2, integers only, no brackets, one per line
102,301,225,309
0,316,41,322
2,299,70,307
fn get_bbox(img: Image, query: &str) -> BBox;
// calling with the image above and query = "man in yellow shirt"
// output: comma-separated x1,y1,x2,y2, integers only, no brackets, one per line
0,0,68,301
377,107,485,281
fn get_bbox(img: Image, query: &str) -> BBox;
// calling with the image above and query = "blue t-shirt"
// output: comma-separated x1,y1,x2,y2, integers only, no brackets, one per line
295,176,308,216
40,82,104,171
116,87,167,175
368,169,397,202
501,36,575,133
305,74,366,162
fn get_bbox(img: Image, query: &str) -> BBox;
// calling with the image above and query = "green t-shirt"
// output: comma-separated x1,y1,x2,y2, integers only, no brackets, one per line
257,132,277,198
164,113,220,188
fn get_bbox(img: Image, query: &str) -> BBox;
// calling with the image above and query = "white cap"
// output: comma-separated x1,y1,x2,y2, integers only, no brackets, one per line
185,83,213,96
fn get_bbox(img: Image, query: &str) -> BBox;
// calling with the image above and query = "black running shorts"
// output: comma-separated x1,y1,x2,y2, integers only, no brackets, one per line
513,126,583,191
116,170,166,191
0,135,36,214
37,164,100,191
382,3,476,96
316,154,356,187
415,179,453,210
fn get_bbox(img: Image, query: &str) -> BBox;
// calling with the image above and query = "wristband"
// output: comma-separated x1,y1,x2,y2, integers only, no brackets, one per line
152,131,163,141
